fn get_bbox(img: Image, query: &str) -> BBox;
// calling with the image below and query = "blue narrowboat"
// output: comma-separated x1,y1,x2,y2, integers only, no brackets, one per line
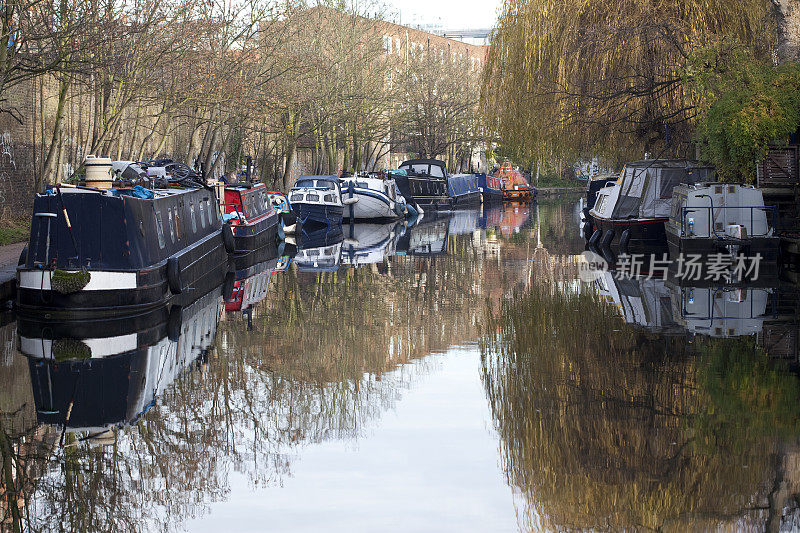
447,174,482,206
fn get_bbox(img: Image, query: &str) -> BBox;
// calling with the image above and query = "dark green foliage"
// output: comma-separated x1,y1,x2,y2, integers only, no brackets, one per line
686,42,800,182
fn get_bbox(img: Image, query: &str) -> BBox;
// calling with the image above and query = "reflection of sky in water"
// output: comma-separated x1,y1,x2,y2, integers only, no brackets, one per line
6,195,800,532
188,347,522,533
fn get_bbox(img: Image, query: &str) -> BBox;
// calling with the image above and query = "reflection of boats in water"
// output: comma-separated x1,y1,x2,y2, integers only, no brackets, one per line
21,287,221,438
225,244,283,313
448,209,480,236
595,272,682,334
341,222,402,267
480,203,530,237
395,213,451,256
668,282,773,337
295,226,343,272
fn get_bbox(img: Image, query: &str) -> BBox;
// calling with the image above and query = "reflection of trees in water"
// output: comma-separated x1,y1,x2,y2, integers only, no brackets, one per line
1,232,494,532
482,283,800,531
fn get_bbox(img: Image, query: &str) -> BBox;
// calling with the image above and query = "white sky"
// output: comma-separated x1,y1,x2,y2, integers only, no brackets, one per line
385,0,502,30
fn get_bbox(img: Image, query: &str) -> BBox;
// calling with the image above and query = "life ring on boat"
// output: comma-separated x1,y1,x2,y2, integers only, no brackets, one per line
167,256,182,294
222,224,235,253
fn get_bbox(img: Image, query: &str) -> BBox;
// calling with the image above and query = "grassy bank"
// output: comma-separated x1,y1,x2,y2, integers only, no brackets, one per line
0,218,30,246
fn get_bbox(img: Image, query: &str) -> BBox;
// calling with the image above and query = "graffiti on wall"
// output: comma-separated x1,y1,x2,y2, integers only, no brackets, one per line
0,132,16,206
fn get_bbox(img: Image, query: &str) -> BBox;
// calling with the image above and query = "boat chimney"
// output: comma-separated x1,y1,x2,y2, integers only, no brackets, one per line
84,155,113,189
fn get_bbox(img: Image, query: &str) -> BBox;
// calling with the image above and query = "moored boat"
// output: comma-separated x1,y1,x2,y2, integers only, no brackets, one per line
17,157,228,317
581,174,618,239
477,173,503,203
289,175,343,229
495,162,533,201
340,175,409,221
588,160,714,254
448,174,482,206
394,159,451,208
666,183,779,260
223,182,280,256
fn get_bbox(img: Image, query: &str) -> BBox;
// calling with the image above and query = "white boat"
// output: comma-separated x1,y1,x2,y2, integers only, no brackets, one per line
666,183,779,259
340,175,408,221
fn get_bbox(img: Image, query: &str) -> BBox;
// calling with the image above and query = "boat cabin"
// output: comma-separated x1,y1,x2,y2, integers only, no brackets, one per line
399,159,448,179
224,182,273,224
289,176,342,208
592,160,715,222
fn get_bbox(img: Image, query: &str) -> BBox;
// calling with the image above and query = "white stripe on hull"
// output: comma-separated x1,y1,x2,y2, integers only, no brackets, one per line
19,270,138,291
19,333,139,359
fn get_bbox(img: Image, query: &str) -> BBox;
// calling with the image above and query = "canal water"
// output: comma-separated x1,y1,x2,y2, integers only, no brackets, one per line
3,197,800,531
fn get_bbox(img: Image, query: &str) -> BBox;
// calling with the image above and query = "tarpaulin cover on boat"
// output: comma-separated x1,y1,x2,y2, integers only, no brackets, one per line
611,160,714,220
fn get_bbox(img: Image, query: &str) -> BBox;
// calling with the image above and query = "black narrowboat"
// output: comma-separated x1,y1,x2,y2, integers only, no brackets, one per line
223,182,280,256
18,179,228,317
393,159,452,208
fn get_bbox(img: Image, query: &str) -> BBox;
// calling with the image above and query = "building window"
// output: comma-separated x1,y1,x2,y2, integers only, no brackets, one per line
385,35,392,54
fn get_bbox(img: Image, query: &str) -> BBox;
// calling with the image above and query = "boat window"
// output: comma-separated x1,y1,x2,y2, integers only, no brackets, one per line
199,201,206,228
168,210,176,243
190,203,197,233
307,193,320,202
595,196,605,212
290,194,303,202
324,194,335,202
406,163,429,175
206,199,215,225
154,210,166,248
296,179,315,188
429,165,445,178
175,208,182,240
315,180,335,190
356,181,370,188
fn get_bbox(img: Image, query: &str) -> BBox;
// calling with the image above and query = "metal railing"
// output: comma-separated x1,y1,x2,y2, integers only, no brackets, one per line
678,204,778,239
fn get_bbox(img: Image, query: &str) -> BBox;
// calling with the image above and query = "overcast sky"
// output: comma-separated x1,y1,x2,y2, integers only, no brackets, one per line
385,0,502,30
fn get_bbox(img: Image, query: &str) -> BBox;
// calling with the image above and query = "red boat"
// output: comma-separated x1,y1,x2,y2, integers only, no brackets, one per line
223,183,280,256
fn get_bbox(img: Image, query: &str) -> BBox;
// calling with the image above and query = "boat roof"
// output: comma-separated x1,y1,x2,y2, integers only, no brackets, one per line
624,159,714,169
400,158,446,168
295,175,339,184
226,182,265,191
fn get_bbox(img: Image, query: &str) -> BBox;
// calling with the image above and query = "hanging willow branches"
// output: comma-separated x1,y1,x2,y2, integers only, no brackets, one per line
481,0,776,164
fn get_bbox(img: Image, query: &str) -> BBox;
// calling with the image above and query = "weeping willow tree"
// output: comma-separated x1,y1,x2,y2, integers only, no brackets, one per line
481,0,776,165
482,284,800,531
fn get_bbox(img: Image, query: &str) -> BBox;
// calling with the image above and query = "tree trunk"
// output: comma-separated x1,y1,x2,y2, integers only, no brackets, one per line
774,0,800,63
40,75,70,188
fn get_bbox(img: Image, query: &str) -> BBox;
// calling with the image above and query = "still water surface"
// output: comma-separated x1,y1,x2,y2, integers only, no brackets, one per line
3,197,800,532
